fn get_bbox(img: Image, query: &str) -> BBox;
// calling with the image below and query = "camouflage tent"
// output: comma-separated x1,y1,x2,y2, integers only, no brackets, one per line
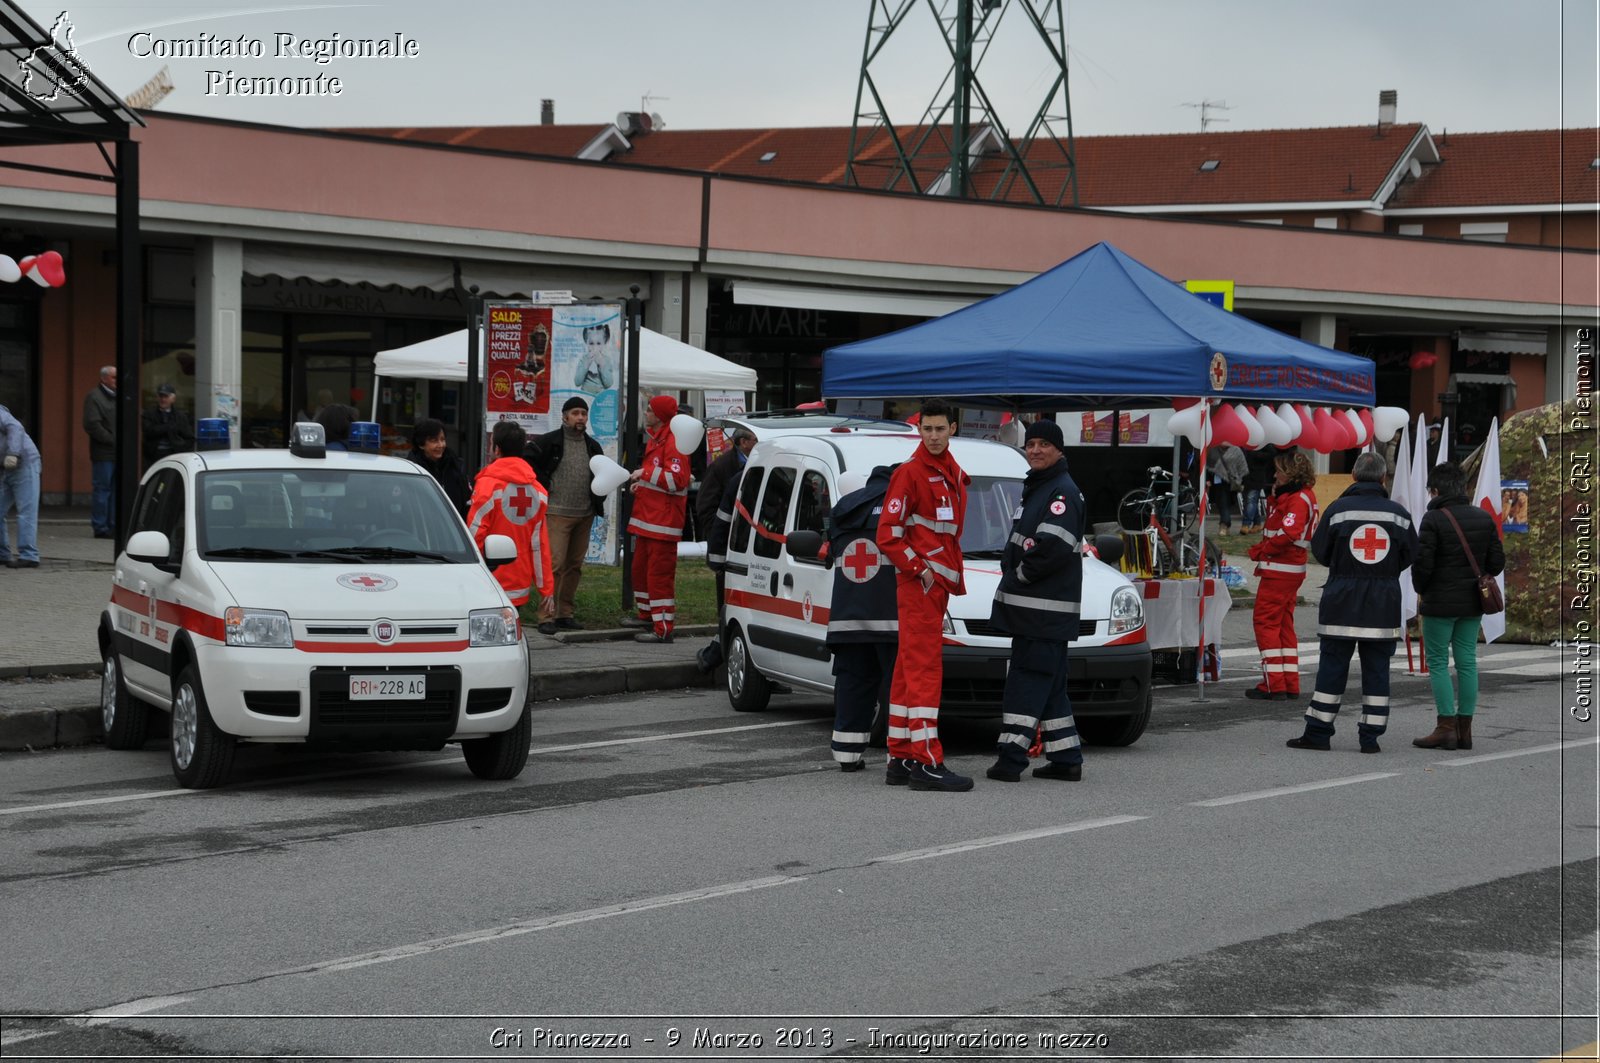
1461,399,1597,643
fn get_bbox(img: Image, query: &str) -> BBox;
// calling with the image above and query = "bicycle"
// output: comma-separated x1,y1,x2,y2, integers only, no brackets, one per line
1116,466,1198,536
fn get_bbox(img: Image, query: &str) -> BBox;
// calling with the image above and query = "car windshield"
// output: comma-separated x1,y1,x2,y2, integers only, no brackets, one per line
197,468,479,563
960,476,1024,557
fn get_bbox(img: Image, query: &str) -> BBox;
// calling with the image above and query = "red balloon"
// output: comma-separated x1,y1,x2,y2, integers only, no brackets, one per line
33,250,65,287
1292,405,1320,450
1208,401,1248,448
1312,408,1350,452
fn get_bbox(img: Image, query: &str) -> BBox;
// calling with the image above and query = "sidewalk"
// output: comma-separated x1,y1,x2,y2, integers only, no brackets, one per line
0,507,720,751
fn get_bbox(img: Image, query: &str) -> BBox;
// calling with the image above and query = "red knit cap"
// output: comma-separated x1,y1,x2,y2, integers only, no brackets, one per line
649,395,678,422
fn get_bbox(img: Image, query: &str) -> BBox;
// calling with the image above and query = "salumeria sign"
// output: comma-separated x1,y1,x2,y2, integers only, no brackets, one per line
127,29,421,96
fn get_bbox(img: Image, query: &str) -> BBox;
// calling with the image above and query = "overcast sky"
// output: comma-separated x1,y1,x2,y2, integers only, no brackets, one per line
19,1,1599,135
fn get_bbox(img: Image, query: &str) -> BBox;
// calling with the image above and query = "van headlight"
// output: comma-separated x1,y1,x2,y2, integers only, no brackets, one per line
1109,586,1144,635
942,614,956,635
224,607,293,648
469,607,520,646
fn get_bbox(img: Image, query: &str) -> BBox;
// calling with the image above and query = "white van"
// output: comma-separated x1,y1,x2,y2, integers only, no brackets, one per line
97,423,531,789
715,414,1154,744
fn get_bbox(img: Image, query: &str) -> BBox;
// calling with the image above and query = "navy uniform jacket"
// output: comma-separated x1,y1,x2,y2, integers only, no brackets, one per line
1310,480,1420,640
825,465,899,646
705,465,743,572
990,456,1084,642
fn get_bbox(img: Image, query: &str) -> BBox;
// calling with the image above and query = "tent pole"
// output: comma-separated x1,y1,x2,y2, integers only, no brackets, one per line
1195,400,1211,702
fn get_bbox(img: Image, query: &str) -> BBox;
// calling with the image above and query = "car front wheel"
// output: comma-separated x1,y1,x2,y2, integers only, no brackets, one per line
462,700,532,780
171,665,235,789
1079,688,1152,747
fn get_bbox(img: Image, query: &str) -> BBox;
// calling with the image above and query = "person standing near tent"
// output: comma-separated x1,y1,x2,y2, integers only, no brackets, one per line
1410,460,1504,751
468,420,553,611
1287,452,1418,753
876,398,972,792
1240,447,1277,535
1210,441,1247,535
823,465,899,772
625,395,688,643
986,419,1086,784
1246,450,1318,700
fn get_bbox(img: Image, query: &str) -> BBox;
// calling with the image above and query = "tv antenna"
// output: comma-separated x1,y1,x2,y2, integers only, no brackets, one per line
1181,99,1232,132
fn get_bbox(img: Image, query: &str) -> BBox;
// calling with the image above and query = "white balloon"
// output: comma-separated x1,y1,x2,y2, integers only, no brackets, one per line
1255,405,1291,447
670,413,705,455
1166,403,1211,448
1275,402,1303,445
1342,409,1368,447
0,255,18,284
1233,404,1264,448
588,454,631,495
1372,406,1410,441
837,470,868,497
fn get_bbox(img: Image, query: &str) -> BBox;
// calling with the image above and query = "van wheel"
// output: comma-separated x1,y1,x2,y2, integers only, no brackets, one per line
725,626,771,712
1080,688,1152,747
462,699,532,780
101,642,149,750
170,665,235,789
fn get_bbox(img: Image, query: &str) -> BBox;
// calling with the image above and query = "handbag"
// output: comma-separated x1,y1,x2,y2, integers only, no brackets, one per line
1440,507,1503,614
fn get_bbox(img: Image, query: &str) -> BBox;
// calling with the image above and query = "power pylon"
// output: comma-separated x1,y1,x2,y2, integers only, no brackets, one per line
844,0,1078,207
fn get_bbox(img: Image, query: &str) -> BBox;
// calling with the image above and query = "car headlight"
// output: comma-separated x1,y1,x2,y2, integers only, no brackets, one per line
942,614,956,635
1109,586,1144,634
224,607,293,648
469,606,520,647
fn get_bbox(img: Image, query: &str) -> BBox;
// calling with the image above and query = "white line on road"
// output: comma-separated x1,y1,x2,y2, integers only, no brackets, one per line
0,995,195,1048
0,720,819,817
1442,737,1600,767
1191,772,1398,807
873,815,1147,864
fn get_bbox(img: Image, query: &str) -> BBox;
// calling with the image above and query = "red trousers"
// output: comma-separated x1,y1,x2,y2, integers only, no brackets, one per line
1253,575,1305,694
632,536,678,639
888,575,947,765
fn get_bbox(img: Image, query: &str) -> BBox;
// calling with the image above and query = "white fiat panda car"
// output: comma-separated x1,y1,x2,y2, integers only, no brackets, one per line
98,422,531,789
715,414,1154,745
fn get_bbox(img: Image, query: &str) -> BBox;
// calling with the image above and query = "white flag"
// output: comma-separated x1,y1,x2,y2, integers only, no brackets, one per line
1391,421,1418,623
1472,417,1506,643
1436,417,1451,466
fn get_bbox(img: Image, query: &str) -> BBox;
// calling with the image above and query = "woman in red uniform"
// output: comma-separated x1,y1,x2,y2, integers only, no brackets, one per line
1246,450,1318,700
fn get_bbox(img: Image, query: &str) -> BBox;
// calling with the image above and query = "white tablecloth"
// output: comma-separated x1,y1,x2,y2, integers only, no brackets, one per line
1137,577,1230,651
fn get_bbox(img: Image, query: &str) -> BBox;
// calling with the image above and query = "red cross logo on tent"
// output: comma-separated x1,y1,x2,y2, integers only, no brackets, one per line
841,539,882,583
502,484,537,524
1349,523,1391,564
1209,352,1228,391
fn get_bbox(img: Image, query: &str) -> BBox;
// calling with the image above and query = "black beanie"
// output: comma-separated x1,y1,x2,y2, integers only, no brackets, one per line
1023,418,1064,451
562,395,589,414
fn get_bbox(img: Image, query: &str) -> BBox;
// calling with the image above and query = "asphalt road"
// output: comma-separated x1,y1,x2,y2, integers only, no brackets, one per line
1,644,1595,1062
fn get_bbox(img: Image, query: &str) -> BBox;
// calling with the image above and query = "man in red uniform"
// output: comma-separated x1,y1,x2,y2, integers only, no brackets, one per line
626,395,689,643
876,399,972,792
1246,449,1318,699
468,420,553,609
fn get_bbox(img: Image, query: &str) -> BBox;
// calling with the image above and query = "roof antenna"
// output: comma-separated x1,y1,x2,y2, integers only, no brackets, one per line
1181,99,1233,132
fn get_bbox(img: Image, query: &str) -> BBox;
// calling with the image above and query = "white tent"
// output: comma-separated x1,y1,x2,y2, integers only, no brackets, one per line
372,327,757,392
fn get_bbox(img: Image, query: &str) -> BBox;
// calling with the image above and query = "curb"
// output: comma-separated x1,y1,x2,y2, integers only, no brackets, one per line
1,658,719,752
0,662,100,681
554,624,718,645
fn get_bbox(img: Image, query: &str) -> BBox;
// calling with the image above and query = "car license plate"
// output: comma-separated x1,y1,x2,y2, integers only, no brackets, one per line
348,675,427,701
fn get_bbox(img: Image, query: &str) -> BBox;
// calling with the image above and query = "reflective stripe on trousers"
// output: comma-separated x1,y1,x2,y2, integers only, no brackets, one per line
994,633,1081,769
1300,637,1396,745
831,642,895,764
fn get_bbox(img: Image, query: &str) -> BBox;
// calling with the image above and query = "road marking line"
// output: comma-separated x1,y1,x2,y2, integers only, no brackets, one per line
0,720,819,816
288,876,807,976
1443,737,1600,766
0,995,196,1047
874,816,1146,864
1484,663,1565,677
1191,772,1398,807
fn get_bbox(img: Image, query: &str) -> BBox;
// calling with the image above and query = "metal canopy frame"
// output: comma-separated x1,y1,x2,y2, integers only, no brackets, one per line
845,0,1079,207
0,2,144,547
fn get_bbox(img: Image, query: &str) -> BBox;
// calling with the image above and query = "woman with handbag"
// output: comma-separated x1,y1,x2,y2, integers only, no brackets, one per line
1411,460,1505,750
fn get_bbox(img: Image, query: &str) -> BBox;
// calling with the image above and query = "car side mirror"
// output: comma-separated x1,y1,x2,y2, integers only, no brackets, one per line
482,533,516,571
126,530,171,566
1093,533,1125,565
785,530,824,561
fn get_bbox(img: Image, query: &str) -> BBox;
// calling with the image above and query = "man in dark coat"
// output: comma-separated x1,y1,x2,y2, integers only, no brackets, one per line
1287,451,1420,753
695,428,754,543
822,465,899,773
141,383,194,471
987,419,1087,782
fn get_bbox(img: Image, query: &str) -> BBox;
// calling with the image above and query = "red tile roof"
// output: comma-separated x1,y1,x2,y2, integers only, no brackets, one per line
1386,128,1600,208
334,124,612,157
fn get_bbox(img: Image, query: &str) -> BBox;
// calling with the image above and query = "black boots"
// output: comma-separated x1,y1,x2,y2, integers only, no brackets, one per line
1455,715,1474,750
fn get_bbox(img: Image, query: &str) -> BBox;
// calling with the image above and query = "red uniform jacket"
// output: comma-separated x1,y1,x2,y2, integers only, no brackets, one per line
628,425,689,542
876,442,969,594
1249,484,1318,579
468,455,553,607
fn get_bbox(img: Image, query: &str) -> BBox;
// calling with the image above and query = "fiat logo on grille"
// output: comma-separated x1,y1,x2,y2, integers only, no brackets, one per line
372,620,397,644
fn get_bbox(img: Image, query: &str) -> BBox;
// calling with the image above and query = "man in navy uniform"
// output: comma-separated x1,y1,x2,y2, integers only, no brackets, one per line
987,419,1087,782
1287,451,1419,753
822,466,900,773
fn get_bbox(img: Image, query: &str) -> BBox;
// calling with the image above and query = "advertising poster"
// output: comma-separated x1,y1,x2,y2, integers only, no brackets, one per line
703,389,746,461
961,408,1005,442
1074,410,1152,445
1501,479,1529,533
484,304,553,426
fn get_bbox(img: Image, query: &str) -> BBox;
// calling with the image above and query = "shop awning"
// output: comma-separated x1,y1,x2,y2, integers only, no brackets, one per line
241,245,650,302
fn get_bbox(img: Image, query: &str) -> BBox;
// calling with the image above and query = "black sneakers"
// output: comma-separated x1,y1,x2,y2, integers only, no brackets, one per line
536,621,558,636
905,761,975,792
884,758,910,787
839,760,866,773
985,763,1022,783
1245,687,1287,701
555,617,582,630
1285,736,1331,751
1033,761,1083,781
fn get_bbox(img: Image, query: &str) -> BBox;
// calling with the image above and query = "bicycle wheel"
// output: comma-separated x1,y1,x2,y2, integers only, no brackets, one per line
1173,485,1199,533
1117,489,1154,534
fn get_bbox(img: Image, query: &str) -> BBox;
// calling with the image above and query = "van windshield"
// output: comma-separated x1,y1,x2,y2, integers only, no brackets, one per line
961,476,1024,557
197,469,479,563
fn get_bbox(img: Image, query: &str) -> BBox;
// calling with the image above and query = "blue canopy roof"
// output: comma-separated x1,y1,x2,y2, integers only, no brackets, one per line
822,241,1375,410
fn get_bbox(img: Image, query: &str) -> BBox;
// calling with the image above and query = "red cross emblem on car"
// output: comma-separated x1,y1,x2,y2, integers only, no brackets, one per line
351,575,385,588
1349,523,1391,564
801,591,814,624
502,484,537,524
841,539,882,583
